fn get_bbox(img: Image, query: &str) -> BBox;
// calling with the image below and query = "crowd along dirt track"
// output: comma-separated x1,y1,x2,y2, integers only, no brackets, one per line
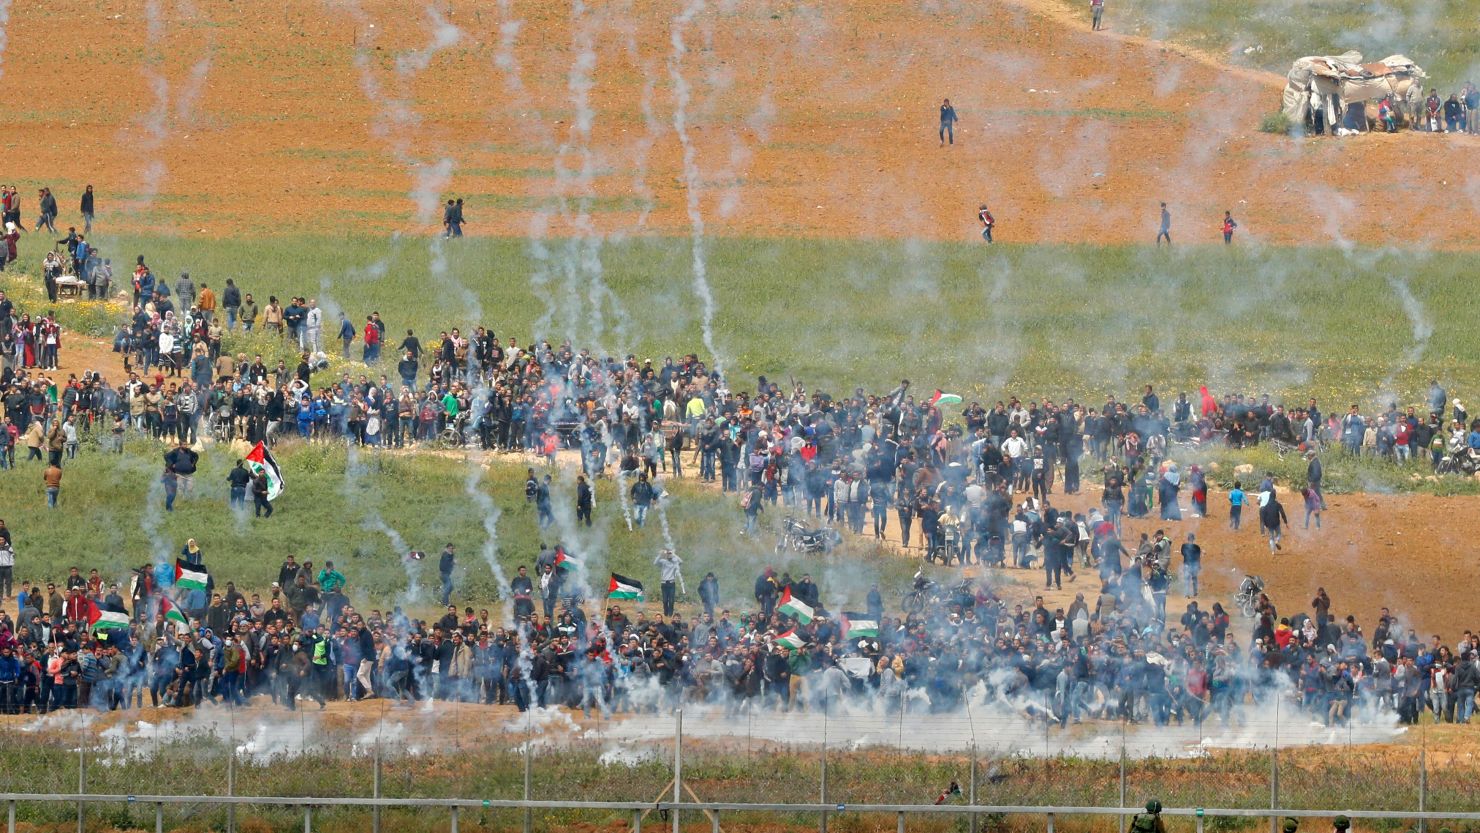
2,0,1477,637
1,0,1478,246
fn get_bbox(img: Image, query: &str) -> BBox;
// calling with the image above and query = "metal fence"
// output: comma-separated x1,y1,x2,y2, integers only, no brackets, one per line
0,696,1473,832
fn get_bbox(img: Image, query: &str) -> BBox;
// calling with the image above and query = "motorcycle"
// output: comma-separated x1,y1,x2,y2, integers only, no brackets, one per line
1235,574,1265,618
1437,446,1480,475
775,516,842,554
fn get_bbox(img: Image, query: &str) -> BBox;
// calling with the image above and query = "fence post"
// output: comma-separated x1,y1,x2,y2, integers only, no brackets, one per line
523,709,533,833
7,799,15,833
968,744,978,833
632,809,642,833
1046,812,1055,833
227,742,236,833
673,710,684,833
710,809,720,833
303,805,312,833
1418,731,1428,833
896,811,905,833
373,745,382,833
820,705,829,833
1270,746,1279,833
1118,720,1127,833
451,805,460,833
77,740,85,833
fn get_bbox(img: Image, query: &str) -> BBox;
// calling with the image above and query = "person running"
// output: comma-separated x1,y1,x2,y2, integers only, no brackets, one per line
939,98,959,146
1156,202,1171,246
1260,490,1287,552
1090,0,1105,31
1221,211,1237,244
978,205,995,243
1228,479,1245,530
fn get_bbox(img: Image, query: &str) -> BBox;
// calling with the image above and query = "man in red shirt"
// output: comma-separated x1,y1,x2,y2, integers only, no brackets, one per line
362,316,382,364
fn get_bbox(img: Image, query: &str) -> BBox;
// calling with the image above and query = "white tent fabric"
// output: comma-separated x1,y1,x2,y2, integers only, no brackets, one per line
1281,52,1427,128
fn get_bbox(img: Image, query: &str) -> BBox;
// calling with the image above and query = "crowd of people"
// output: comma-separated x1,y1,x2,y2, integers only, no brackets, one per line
2,295,1479,727
0,221,1471,725
0,519,1476,727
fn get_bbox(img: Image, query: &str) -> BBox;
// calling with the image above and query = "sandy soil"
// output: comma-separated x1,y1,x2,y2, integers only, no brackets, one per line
1,0,1476,247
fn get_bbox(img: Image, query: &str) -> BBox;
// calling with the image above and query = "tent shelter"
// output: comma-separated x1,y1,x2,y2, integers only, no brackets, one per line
1281,52,1427,132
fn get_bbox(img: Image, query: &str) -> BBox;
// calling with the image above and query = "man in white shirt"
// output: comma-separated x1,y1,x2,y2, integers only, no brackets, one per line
304,300,323,352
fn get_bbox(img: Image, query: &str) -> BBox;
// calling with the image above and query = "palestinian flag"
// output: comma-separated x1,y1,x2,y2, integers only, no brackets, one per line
777,587,814,624
929,390,963,408
85,599,129,633
554,551,580,573
841,611,879,640
776,629,807,651
609,573,644,600
159,595,188,626
245,441,284,501
175,559,209,591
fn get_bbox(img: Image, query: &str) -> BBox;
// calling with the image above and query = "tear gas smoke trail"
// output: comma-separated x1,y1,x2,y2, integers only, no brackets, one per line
140,475,175,568
0,1,16,79
344,444,419,603
548,0,632,358
132,0,215,209
1386,274,1433,367
1373,273,1434,405
668,0,724,374
463,455,510,611
655,495,677,553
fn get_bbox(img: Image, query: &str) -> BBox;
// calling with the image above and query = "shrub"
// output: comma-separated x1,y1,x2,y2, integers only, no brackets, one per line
1259,111,1293,134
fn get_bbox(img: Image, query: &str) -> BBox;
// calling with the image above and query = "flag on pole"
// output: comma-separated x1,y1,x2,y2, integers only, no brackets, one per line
85,599,129,633
841,611,879,640
159,595,189,626
245,441,284,501
777,587,814,624
554,550,580,573
608,573,645,600
175,559,209,591
776,629,807,651
929,390,963,408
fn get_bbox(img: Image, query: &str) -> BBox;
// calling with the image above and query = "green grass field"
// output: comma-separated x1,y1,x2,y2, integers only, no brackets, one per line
1056,0,1480,87
4,442,915,618
20,234,1480,412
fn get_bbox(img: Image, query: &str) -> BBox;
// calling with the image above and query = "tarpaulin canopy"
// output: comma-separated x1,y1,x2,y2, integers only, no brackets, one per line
1281,52,1428,127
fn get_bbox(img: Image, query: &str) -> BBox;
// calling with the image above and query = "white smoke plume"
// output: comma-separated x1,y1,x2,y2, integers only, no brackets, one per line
668,0,724,373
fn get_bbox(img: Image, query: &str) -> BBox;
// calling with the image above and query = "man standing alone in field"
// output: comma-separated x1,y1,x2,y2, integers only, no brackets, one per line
1156,203,1171,246
939,99,958,146
1221,211,1237,244
1090,0,1105,31
978,205,995,243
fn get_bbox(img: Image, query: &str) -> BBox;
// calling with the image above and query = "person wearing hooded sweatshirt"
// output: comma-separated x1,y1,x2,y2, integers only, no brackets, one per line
1260,490,1288,553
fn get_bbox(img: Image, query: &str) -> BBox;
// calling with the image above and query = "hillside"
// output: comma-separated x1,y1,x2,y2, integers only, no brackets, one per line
1,0,1476,247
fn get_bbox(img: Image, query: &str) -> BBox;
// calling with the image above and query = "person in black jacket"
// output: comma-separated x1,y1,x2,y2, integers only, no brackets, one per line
575,474,593,526
164,440,198,494
1305,451,1325,509
35,188,57,234
438,543,456,605
698,572,719,618
226,459,251,509
79,186,95,234
1260,493,1288,552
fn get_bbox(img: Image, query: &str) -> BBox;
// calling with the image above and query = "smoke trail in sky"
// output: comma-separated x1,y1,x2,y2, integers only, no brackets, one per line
463,459,509,609
132,0,215,210
0,1,17,79
668,0,723,373
344,445,419,602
